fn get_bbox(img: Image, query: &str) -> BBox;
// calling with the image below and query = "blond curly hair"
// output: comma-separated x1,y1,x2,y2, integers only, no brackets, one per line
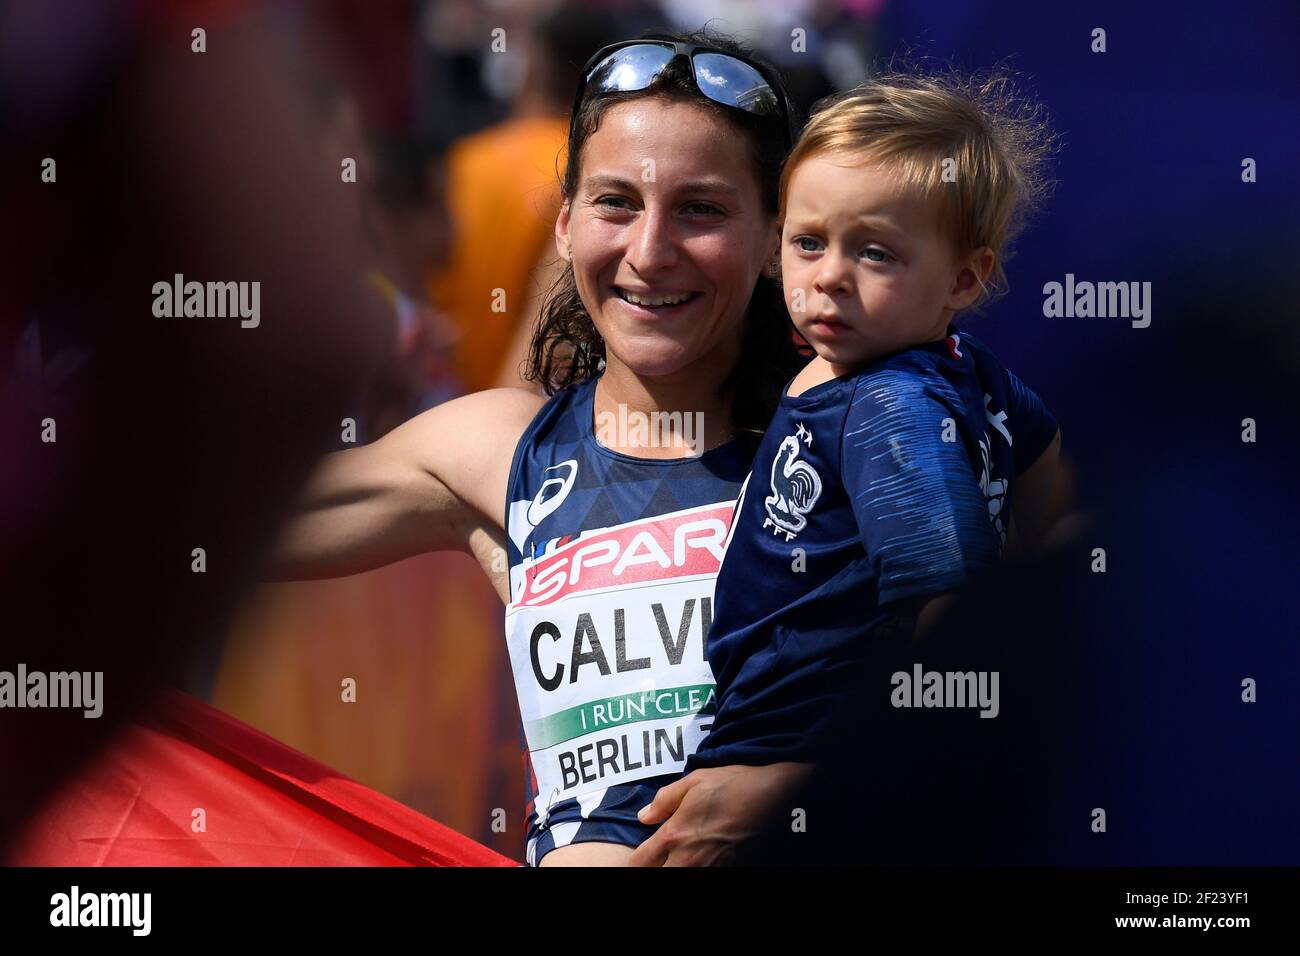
780,65,1058,309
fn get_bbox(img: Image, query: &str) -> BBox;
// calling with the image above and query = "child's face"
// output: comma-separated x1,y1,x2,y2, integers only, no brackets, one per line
781,153,972,370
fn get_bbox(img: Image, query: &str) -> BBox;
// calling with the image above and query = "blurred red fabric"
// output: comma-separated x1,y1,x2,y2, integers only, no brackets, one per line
6,690,516,867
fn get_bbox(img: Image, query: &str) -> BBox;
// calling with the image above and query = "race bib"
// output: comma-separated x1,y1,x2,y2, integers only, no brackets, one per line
505,502,734,820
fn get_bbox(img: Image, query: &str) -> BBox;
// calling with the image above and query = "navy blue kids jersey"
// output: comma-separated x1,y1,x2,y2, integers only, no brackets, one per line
503,375,759,865
687,330,1058,770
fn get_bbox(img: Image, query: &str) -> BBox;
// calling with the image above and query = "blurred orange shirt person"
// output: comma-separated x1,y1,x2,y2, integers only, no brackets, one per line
429,116,567,394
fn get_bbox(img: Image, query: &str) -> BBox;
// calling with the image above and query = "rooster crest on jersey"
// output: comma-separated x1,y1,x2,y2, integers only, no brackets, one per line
763,422,823,542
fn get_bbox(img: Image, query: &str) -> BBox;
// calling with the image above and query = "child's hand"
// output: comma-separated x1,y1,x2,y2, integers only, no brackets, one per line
629,762,813,867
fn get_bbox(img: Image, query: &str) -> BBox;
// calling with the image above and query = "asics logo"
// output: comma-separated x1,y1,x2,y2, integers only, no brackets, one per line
527,460,578,528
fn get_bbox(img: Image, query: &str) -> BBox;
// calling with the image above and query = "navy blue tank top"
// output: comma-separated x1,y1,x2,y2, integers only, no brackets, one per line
502,375,758,855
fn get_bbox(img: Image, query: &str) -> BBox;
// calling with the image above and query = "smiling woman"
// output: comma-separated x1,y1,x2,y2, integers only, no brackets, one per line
556,99,772,391
530,33,798,442
266,29,808,867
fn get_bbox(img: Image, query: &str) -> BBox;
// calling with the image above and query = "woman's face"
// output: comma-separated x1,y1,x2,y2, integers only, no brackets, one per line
556,98,778,380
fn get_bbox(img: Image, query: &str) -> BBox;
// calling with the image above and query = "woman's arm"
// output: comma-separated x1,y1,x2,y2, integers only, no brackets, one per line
265,387,546,597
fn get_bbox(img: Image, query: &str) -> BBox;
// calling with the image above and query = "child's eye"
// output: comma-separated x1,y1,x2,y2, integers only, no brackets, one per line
861,247,892,262
793,236,822,253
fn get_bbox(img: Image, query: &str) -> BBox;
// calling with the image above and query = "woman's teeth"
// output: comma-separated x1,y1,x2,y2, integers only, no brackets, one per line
617,289,695,307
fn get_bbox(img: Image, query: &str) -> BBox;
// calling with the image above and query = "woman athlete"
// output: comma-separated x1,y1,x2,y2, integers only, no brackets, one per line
269,31,814,866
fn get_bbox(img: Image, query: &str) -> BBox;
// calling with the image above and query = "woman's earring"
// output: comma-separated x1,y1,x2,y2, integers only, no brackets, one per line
766,257,781,278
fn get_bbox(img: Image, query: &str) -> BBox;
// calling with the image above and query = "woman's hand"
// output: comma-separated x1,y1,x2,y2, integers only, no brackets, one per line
629,762,814,866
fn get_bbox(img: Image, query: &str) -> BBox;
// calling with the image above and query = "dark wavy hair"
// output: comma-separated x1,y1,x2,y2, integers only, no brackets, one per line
524,29,805,437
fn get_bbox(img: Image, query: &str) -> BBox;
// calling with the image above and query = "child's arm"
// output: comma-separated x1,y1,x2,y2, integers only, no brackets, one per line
839,370,1008,653
1007,429,1061,555
914,592,957,642
845,371,1003,608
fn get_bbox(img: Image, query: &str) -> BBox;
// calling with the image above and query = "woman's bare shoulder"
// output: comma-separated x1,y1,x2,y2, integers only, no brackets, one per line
451,386,549,425
396,386,547,445
380,387,549,522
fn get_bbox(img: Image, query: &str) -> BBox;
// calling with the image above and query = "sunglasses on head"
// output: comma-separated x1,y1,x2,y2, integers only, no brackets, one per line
572,40,795,151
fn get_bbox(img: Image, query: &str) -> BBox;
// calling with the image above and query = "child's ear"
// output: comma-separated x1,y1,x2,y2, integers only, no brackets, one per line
946,246,995,312
555,199,573,261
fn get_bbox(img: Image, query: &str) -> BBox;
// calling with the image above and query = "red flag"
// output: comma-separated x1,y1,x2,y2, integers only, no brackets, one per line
7,690,517,867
